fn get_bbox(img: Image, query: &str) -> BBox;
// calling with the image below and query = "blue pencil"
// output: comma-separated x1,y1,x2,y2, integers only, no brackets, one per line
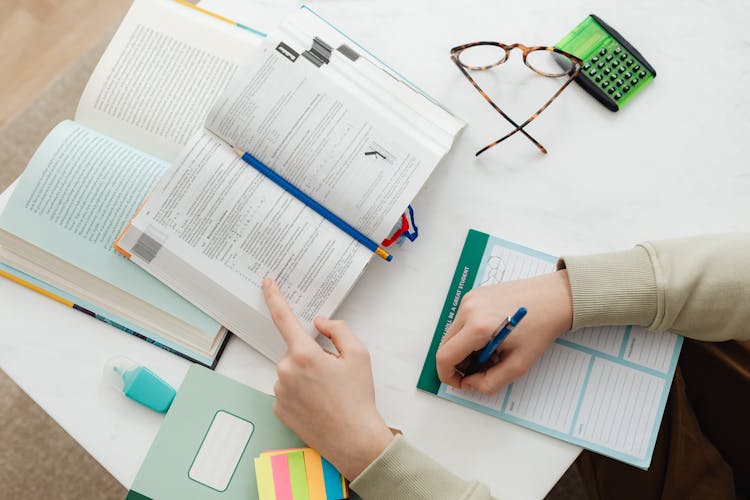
232,147,392,262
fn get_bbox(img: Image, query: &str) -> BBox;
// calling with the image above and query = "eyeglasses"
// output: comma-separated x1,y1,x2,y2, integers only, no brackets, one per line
450,42,582,155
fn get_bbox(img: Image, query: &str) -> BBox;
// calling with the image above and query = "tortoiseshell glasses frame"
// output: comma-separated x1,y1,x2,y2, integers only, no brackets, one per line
450,42,582,155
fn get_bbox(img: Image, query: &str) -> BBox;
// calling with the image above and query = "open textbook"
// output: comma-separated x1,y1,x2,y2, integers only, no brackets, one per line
0,0,268,366
418,230,683,468
115,7,465,362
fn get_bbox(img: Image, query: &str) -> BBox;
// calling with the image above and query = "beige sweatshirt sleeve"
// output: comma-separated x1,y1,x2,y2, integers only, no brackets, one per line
350,435,494,500
557,233,750,341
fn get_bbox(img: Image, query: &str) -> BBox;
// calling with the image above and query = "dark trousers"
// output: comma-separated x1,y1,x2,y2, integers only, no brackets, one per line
577,339,750,500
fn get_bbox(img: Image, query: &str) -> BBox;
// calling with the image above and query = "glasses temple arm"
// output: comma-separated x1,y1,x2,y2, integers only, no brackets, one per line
451,61,554,150
476,71,579,156
454,60,546,153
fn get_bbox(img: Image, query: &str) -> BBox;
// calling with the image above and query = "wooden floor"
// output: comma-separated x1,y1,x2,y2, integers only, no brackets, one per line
0,0,132,128
0,3,134,499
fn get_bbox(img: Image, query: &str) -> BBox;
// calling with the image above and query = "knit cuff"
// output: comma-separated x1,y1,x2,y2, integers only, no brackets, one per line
350,435,487,500
557,245,658,331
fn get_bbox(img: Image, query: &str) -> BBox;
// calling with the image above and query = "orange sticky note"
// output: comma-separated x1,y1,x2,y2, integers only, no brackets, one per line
302,449,326,500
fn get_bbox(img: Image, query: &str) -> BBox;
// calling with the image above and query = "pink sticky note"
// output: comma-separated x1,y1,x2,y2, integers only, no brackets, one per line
270,453,293,500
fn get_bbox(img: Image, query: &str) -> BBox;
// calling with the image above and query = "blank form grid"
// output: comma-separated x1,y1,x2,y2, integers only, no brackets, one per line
572,358,665,459
561,325,627,357
505,344,589,433
446,384,508,411
623,326,678,373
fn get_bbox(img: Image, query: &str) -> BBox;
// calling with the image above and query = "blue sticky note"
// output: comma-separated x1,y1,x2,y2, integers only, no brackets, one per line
321,457,345,499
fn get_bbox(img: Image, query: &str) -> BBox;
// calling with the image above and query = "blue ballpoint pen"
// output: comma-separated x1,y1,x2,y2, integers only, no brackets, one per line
232,147,392,262
461,307,528,377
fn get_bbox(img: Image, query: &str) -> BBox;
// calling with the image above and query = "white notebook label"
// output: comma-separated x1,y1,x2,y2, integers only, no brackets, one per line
188,411,254,491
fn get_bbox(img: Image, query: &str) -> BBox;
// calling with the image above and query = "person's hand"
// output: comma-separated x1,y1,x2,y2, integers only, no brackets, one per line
436,270,573,395
262,278,393,480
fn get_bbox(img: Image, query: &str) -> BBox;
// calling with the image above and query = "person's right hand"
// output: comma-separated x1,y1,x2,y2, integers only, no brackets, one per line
262,278,393,480
436,270,573,395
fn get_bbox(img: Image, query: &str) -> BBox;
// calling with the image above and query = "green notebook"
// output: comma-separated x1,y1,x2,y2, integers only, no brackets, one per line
127,365,304,500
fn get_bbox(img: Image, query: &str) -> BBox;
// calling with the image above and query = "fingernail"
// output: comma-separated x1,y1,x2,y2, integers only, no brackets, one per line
262,277,270,287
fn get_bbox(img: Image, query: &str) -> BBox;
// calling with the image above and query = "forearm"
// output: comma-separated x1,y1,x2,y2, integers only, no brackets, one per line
351,435,494,500
558,233,750,341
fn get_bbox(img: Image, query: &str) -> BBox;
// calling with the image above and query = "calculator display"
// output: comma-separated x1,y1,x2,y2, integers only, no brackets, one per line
557,15,655,111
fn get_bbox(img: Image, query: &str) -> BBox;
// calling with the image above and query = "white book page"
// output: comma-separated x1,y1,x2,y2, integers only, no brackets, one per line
117,130,373,360
0,121,221,340
274,6,464,153
75,0,262,162
205,38,442,241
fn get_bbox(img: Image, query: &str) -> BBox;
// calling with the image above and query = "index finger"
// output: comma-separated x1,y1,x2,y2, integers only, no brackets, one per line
262,277,314,348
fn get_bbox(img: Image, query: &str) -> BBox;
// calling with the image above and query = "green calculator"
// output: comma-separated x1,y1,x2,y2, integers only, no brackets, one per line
556,15,656,111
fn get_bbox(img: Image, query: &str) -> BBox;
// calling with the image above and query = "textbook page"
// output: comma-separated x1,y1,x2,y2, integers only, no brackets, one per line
116,8,463,361
0,121,222,344
205,36,445,242
275,5,464,153
116,130,374,361
417,230,683,469
76,0,263,162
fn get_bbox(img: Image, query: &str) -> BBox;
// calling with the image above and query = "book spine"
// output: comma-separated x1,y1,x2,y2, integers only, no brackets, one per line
71,303,214,368
0,267,222,369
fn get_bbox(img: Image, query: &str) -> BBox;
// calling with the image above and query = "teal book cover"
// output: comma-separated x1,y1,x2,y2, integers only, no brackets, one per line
127,366,304,499
0,262,226,368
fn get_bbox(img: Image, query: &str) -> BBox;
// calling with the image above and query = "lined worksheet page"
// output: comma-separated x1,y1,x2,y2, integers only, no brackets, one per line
439,237,682,468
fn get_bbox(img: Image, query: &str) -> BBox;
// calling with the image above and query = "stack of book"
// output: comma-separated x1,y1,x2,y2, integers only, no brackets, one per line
0,0,463,366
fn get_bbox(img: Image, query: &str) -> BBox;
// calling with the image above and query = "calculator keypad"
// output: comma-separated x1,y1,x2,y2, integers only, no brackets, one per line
580,43,651,103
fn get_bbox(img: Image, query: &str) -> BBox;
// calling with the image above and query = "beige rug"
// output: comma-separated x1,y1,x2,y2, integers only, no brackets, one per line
0,30,585,500
0,33,125,500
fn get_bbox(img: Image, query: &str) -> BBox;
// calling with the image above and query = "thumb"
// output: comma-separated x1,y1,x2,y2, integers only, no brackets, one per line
313,317,360,355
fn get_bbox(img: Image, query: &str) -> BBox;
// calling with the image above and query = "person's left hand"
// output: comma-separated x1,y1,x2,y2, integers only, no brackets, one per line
262,278,394,480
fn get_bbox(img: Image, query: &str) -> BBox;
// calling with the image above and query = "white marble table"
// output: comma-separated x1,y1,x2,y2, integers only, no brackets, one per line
2,0,749,498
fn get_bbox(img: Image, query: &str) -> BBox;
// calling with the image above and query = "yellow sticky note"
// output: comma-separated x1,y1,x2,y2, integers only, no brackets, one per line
254,456,276,500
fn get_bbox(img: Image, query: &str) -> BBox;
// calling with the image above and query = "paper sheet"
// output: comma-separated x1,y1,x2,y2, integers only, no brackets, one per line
420,231,683,468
